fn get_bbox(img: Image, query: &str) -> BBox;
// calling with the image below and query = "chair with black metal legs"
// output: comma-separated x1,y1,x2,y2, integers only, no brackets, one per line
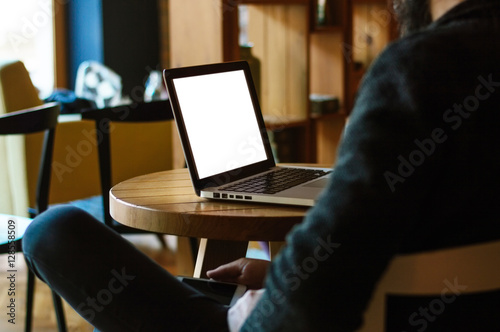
0,102,67,332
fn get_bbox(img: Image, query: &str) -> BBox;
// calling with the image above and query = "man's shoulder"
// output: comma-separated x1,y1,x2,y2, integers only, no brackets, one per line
374,28,456,70
357,31,444,96
367,22,497,89
378,16,498,67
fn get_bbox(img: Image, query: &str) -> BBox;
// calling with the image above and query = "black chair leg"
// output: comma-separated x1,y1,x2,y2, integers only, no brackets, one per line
25,269,35,332
24,268,67,332
52,291,67,332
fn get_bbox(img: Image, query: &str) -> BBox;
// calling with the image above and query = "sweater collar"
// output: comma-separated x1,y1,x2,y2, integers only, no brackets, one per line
430,0,500,28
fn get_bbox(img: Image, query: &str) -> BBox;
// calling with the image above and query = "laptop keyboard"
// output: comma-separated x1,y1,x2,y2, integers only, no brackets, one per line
219,168,331,195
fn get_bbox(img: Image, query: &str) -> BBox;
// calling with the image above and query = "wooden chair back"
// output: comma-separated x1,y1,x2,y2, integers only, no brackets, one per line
358,240,500,331
0,103,60,213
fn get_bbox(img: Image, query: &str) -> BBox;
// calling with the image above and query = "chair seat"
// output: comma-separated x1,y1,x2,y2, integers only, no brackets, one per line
63,195,105,222
60,196,154,231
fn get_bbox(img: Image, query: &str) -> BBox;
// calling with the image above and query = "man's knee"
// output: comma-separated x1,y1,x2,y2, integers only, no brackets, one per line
22,205,97,258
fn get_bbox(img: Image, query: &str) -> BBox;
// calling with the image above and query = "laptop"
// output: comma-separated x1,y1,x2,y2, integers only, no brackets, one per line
163,61,332,207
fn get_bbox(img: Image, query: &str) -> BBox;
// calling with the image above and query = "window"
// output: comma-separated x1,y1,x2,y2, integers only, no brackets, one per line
0,0,55,98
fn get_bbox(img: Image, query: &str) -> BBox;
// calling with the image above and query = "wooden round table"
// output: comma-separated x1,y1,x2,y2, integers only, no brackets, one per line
110,168,311,277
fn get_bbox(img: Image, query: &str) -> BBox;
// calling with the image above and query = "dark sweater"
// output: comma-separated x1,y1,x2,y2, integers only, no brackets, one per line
243,0,500,330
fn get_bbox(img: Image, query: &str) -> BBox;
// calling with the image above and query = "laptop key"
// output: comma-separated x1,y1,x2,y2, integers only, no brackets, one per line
220,168,330,194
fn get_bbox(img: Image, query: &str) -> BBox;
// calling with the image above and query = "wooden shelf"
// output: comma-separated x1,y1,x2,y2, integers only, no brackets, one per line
264,115,309,130
168,0,395,166
237,0,309,4
310,110,346,121
351,0,391,3
311,25,343,33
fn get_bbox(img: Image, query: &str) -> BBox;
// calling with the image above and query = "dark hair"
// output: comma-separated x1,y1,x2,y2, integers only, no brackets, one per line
393,0,433,36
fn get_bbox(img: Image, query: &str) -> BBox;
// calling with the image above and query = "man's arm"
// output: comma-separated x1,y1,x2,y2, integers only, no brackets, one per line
241,39,442,331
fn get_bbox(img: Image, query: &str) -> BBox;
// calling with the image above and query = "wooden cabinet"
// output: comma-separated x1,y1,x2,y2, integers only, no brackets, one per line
312,0,398,163
168,0,397,167
343,0,399,111
223,2,312,162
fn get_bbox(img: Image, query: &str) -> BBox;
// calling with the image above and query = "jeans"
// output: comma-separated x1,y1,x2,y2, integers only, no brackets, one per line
22,205,229,332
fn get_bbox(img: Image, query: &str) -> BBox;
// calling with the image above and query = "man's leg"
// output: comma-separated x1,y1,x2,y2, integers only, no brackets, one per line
22,205,229,332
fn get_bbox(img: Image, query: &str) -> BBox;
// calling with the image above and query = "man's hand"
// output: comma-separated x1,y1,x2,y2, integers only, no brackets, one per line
206,258,270,289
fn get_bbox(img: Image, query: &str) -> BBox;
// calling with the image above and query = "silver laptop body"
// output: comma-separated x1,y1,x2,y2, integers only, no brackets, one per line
163,61,331,207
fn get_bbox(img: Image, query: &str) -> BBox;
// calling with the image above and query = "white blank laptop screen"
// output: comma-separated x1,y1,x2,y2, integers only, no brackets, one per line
172,70,267,179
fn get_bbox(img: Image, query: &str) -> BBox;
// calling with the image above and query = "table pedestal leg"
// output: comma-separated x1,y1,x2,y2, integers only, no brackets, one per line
193,239,248,278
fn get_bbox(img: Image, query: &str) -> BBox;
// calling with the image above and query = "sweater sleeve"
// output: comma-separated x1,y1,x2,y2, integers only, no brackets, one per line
241,40,443,331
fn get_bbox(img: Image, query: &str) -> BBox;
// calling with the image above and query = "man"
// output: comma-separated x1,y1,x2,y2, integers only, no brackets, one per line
23,0,500,330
